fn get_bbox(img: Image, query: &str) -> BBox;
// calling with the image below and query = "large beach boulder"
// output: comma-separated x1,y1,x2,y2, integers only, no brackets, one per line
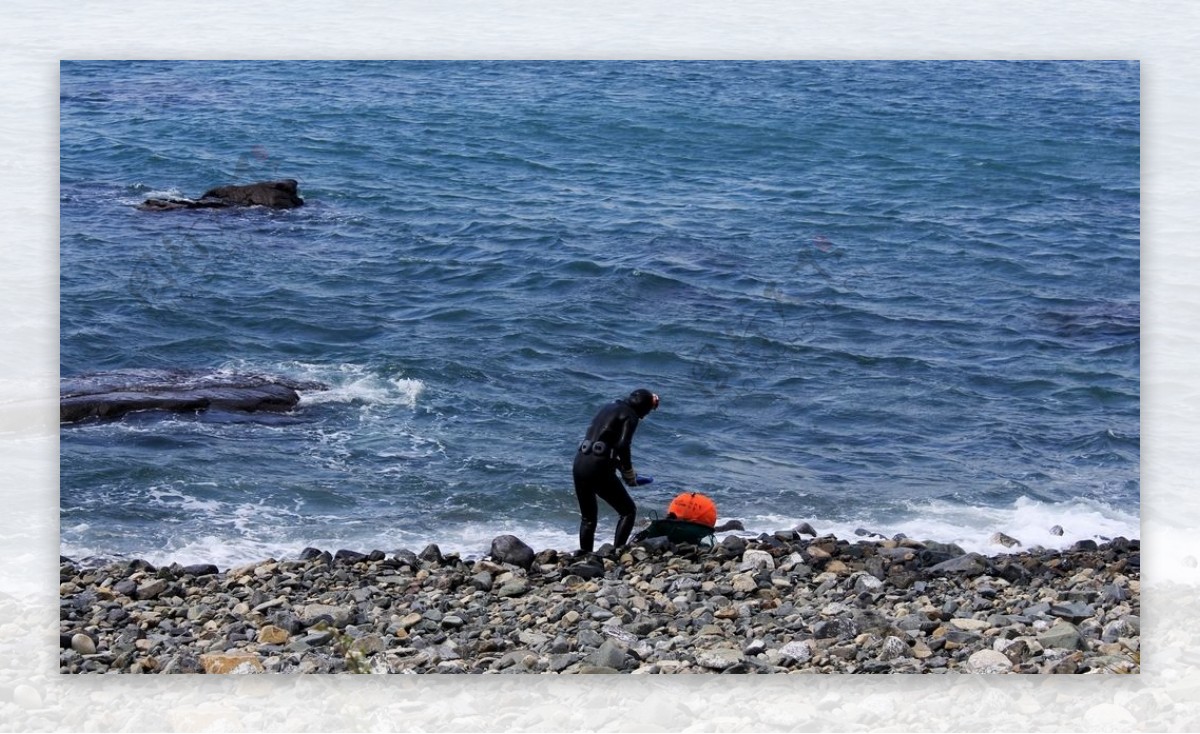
490,535,535,570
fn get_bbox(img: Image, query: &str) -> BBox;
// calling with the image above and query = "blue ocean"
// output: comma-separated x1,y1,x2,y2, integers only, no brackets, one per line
59,61,1140,567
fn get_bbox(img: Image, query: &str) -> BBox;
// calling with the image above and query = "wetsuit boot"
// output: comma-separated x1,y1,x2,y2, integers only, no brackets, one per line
579,517,597,555
614,512,636,548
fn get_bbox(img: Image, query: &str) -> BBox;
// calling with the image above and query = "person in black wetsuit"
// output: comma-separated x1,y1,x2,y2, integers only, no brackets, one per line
573,388,660,553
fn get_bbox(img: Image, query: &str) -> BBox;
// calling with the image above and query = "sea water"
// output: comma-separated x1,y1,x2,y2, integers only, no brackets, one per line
59,61,1140,567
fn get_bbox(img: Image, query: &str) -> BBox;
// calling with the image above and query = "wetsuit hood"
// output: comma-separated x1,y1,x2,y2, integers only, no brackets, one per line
626,388,659,419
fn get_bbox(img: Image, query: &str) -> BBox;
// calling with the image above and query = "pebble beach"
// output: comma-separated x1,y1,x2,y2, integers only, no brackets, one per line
58,529,1140,675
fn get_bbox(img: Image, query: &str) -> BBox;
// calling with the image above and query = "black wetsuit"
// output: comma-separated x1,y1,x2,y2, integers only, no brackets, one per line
572,398,642,552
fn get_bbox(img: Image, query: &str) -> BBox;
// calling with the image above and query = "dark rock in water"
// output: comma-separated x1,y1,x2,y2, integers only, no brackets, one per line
1072,539,1099,552
140,179,304,211
490,535,535,570
60,369,327,424
1050,525,1065,536
201,179,304,208
367,550,386,562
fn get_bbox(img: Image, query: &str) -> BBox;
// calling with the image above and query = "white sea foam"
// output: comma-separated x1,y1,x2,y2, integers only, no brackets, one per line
205,359,427,413
118,186,187,205
262,361,426,409
146,485,222,514
321,520,576,561
148,535,298,570
746,495,1140,557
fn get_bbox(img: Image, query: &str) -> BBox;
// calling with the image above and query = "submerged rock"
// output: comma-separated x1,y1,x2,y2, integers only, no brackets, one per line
60,369,327,424
140,179,304,210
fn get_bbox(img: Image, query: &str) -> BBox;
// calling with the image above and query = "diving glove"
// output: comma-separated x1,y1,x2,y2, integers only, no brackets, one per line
621,468,638,486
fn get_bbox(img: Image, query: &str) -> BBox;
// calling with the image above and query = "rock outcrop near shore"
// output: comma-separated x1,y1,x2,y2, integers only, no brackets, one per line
138,179,304,211
60,370,327,424
59,532,1140,674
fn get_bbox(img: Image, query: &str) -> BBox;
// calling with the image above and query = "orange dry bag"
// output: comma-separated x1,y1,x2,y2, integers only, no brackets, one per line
667,492,717,528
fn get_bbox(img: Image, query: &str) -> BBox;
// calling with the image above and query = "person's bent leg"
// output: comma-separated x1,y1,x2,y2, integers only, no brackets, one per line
597,476,637,548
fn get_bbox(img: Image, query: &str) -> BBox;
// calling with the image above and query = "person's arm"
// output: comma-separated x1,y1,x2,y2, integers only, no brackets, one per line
616,413,639,484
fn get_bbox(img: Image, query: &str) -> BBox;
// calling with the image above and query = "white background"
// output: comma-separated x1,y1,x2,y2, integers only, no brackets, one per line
1,1,1196,730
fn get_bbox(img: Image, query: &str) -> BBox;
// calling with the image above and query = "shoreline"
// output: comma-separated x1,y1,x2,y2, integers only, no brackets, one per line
59,530,1140,674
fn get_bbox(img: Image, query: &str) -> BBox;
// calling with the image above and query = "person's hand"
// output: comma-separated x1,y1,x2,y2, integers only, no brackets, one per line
622,468,638,486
